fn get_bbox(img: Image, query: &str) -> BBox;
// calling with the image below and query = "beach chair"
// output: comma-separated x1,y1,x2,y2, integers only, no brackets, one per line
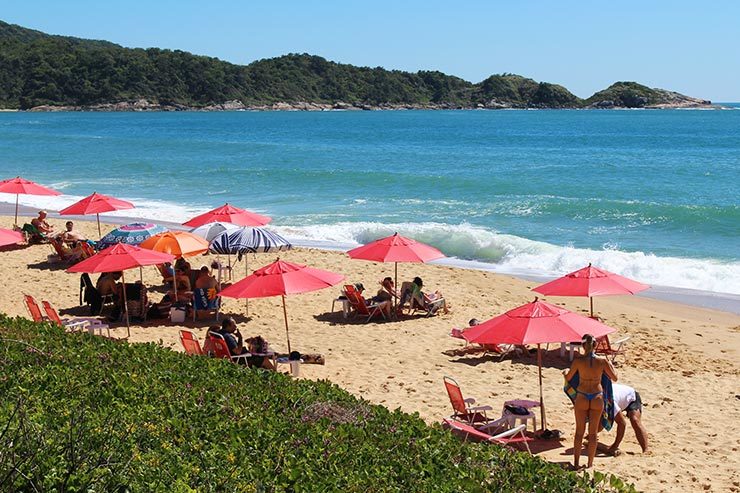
208,333,250,364
179,329,204,355
48,238,73,264
450,328,519,361
443,376,498,427
410,293,446,317
595,334,630,363
42,300,111,336
122,282,149,322
79,273,115,315
23,294,47,323
443,418,532,454
21,223,48,244
192,287,220,321
343,284,385,322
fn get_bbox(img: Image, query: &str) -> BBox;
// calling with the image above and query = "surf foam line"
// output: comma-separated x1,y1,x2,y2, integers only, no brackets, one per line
270,221,740,296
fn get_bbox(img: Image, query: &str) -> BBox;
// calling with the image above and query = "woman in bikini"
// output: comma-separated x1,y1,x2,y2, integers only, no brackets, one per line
564,334,618,470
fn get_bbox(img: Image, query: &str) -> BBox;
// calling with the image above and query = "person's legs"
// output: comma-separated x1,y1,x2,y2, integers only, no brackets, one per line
628,410,649,452
586,395,604,468
573,396,589,469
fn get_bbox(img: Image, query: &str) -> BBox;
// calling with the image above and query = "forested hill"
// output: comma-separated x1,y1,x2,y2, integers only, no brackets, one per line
0,20,711,110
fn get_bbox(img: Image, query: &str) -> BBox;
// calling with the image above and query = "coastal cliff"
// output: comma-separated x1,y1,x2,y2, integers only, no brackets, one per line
0,20,713,111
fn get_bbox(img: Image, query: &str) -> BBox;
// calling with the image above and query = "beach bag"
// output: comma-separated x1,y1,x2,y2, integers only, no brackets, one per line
504,404,530,416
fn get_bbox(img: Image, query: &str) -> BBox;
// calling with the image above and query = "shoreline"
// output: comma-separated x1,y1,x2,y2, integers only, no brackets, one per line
4,203,739,315
1,213,738,493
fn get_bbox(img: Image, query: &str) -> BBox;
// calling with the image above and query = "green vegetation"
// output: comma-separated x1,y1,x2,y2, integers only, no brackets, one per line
585,82,669,108
0,20,707,110
0,315,635,492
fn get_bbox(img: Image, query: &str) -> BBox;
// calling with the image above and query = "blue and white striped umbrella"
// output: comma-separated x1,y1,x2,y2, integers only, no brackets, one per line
210,227,292,255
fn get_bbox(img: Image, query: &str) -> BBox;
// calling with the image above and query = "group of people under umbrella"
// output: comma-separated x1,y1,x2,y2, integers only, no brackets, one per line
2,176,651,466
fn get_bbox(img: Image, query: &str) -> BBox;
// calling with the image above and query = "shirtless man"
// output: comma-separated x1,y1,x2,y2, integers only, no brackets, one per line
31,210,54,234
194,266,219,290
57,221,86,245
564,334,618,470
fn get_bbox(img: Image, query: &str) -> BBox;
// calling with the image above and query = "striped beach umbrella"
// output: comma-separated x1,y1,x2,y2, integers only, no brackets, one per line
211,227,292,313
190,221,241,243
210,227,292,255
99,223,168,249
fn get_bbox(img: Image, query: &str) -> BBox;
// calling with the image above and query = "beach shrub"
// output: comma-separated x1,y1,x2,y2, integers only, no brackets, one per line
0,314,635,492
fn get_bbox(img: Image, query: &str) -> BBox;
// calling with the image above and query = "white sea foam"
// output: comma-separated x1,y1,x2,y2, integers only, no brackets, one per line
270,221,740,295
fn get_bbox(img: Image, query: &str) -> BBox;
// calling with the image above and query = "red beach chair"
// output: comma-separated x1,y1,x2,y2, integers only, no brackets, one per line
179,329,204,356
23,294,46,323
443,419,532,453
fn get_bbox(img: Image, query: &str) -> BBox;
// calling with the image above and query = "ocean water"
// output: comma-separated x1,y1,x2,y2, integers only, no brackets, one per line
0,108,738,296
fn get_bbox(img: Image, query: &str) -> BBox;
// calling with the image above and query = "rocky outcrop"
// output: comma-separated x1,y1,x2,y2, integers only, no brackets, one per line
585,82,714,109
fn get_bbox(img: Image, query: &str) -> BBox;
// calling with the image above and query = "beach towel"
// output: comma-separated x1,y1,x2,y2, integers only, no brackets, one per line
563,371,615,431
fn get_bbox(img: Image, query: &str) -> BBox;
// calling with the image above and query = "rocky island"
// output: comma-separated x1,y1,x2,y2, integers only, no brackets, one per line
0,20,715,112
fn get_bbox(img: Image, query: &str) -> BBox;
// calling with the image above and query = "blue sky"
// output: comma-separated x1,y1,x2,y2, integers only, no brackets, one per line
3,1,738,100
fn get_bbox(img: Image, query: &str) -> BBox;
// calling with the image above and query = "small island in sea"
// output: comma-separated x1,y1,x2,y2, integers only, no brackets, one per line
0,20,713,112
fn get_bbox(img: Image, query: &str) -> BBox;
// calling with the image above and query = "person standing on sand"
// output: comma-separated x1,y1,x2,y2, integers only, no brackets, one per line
564,334,618,470
601,383,649,456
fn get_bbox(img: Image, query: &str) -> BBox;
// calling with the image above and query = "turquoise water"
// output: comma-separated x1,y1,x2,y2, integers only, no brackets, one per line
1,108,738,294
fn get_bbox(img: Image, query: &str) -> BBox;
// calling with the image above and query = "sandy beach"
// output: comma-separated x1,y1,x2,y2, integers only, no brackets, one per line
1,215,738,492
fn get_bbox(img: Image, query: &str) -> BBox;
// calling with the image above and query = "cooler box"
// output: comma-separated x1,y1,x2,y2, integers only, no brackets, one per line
170,306,186,323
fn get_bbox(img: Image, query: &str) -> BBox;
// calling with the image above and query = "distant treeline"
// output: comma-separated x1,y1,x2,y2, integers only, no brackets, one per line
0,20,706,110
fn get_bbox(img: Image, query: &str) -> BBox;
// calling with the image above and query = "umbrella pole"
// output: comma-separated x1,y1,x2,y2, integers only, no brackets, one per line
590,297,594,318
282,294,291,354
121,272,131,338
394,262,398,315
96,213,102,239
245,256,249,315
14,194,19,226
228,253,232,280
537,343,547,431
139,266,143,283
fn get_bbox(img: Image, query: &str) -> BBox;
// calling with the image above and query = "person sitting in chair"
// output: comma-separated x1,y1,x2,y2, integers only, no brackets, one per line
195,265,219,291
31,210,54,235
57,221,86,246
407,277,449,315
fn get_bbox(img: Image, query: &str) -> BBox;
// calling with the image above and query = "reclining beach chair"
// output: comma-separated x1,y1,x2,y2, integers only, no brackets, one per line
20,223,48,244
42,300,110,336
208,332,250,365
123,282,149,322
595,334,630,363
442,418,532,454
23,294,47,323
48,238,73,264
343,284,385,322
192,287,220,321
409,290,446,317
179,329,204,355
450,327,519,361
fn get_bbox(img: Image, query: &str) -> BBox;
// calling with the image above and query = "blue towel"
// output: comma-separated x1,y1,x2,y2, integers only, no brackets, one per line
563,371,615,431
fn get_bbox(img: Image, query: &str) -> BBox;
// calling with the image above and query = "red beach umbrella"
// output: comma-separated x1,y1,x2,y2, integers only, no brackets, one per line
346,232,444,308
0,176,61,226
532,263,650,317
59,192,135,238
220,259,344,352
0,228,24,247
68,243,175,335
463,298,616,430
183,203,271,228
